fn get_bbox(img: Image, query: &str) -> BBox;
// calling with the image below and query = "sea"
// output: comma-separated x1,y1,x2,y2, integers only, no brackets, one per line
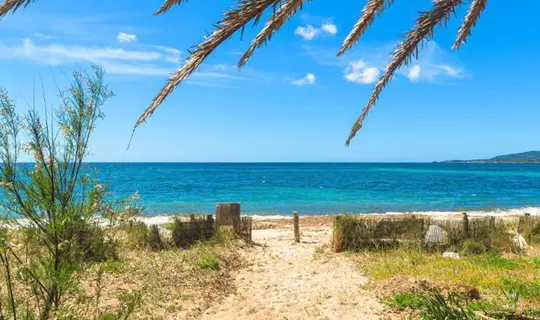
89,163,540,216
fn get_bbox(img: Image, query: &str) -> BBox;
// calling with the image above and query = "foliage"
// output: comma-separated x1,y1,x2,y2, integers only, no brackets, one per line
382,292,423,311
195,250,220,270
0,65,115,319
418,291,477,320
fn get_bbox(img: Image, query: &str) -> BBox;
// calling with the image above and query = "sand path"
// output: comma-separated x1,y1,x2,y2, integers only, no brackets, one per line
201,227,385,320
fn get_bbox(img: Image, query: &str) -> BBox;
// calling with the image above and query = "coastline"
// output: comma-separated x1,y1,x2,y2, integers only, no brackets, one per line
136,206,540,226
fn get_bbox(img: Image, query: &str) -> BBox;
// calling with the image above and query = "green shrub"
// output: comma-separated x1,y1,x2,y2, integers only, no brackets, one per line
382,292,423,311
0,66,118,318
196,251,220,270
419,291,477,320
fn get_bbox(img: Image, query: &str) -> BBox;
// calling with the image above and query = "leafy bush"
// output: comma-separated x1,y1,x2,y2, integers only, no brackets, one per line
382,292,423,311
0,66,115,318
196,251,220,270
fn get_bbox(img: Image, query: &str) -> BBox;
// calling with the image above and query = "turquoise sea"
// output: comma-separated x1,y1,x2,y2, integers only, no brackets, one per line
90,163,540,215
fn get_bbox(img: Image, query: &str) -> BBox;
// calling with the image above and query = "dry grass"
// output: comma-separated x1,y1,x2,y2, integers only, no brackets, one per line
1,226,246,319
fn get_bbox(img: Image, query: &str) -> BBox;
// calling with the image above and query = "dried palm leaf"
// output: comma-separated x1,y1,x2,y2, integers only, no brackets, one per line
0,0,35,19
155,0,189,15
345,0,462,146
238,0,307,67
453,0,487,49
338,0,394,56
135,0,280,128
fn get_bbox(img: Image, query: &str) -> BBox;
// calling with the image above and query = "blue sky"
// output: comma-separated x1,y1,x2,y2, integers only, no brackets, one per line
0,0,538,162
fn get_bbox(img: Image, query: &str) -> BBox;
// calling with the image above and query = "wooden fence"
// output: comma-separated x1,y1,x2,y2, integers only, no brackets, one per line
233,216,253,243
332,214,515,253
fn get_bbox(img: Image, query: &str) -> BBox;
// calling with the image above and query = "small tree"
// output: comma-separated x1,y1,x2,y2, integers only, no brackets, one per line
0,65,114,319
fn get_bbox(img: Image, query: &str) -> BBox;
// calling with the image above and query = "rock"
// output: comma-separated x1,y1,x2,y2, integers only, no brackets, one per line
513,233,528,250
425,225,448,245
442,252,461,260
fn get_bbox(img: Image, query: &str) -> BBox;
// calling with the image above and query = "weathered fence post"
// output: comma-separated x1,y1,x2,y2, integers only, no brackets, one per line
462,212,469,238
206,214,214,239
215,202,241,227
293,211,300,243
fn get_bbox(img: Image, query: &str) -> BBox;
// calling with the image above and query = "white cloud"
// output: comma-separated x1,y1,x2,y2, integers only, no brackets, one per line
400,43,464,82
303,41,465,84
292,73,316,86
408,64,421,82
295,25,319,40
116,32,137,43
344,60,380,84
295,23,337,40
0,38,181,76
321,23,337,35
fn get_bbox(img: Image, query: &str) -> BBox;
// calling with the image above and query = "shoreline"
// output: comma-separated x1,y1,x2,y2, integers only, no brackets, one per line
136,206,540,226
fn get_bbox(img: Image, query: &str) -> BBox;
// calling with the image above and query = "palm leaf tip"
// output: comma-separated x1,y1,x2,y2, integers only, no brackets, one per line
238,0,306,68
345,0,462,146
0,0,35,19
453,0,487,50
155,0,188,15
135,0,280,128
338,0,393,57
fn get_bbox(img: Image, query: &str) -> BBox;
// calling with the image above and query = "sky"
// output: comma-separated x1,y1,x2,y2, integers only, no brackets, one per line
0,0,539,162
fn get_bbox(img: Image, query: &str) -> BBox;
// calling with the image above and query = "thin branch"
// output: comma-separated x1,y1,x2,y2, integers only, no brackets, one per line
453,0,487,50
345,0,462,146
338,0,394,56
238,0,307,67
135,0,279,129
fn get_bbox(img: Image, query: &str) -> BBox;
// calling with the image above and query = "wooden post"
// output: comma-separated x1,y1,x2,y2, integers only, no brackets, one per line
216,202,241,226
293,211,300,243
462,212,469,239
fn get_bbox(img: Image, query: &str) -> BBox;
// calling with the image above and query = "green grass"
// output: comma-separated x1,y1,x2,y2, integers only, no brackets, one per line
195,251,220,270
382,292,423,311
357,248,540,314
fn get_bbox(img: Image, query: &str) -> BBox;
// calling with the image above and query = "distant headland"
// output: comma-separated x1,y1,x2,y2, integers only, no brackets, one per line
443,151,540,164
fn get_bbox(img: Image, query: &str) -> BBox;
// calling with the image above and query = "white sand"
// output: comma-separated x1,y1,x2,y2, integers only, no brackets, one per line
201,227,386,320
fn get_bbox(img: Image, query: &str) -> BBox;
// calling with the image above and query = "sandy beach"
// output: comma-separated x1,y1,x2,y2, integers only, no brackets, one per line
201,218,387,320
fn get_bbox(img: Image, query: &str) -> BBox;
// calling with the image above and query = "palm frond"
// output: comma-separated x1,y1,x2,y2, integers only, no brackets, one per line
338,0,394,57
0,0,35,19
135,0,280,128
155,0,189,16
453,0,487,50
345,0,462,146
238,0,307,68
